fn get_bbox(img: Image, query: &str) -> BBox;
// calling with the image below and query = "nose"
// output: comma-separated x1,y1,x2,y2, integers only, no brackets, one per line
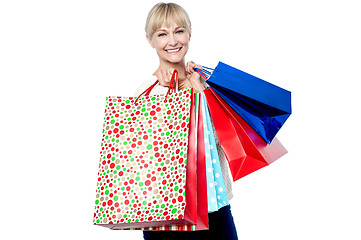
168,34,178,46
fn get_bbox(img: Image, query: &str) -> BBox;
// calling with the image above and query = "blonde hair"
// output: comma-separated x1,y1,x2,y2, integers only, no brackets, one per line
145,2,191,39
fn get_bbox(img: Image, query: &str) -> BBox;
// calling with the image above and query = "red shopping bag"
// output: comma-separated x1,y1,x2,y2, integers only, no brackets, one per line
194,93,209,230
94,71,198,229
204,88,288,181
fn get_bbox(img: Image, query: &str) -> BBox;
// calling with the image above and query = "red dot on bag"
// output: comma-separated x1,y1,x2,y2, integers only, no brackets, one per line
120,130,125,135
107,154,111,159
150,111,156,116
129,179,134,184
178,196,183,202
143,135,148,140
145,180,151,186
124,200,129,205
148,216,153,221
126,105,131,109
115,202,119,207
118,171,123,176
110,163,115,169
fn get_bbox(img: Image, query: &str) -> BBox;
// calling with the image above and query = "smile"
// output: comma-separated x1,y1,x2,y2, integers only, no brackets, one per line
165,47,182,53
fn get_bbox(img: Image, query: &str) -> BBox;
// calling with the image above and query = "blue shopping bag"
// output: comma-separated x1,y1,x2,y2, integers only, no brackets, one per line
196,62,291,143
201,93,229,212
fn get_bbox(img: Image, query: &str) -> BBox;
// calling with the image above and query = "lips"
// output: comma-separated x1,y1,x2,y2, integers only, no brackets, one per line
165,47,182,53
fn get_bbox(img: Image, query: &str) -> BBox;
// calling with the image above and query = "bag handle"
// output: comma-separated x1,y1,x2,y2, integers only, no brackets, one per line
194,66,214,80
135,69,178,105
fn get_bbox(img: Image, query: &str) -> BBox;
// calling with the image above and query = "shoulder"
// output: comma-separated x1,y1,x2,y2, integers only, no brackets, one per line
133,75,158,96
134,75,169,96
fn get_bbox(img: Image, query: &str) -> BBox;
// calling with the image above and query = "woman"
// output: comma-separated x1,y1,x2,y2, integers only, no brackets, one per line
136,3,238,240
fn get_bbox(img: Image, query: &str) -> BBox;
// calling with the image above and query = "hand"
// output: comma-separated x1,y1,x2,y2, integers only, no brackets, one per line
154,68,175,87
186,61,202,75
184,61,205,93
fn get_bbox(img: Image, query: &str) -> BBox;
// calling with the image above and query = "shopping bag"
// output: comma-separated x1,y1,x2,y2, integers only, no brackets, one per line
93,71,198,229
203,88,288,181
129,93,209,231
201,93,229,211
196,62,291,143
194,93,209,229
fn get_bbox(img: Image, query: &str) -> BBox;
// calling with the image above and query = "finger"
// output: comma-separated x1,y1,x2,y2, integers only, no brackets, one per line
157,71,168,86
186,62,195,74
161,69,171,83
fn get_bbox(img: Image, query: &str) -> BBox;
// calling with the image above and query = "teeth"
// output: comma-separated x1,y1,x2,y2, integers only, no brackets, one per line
166,48,181,53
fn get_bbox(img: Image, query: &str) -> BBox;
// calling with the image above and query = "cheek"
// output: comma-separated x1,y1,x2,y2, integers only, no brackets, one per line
180,36,190,46
154,40,166,51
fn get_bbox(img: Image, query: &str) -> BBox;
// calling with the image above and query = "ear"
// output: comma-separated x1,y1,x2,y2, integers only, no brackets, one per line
146,34,155,48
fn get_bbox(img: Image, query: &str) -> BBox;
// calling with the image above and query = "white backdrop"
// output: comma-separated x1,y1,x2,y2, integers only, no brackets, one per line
1,0,360,239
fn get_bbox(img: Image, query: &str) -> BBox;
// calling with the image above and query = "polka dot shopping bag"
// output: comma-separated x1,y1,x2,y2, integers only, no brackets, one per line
93,71,198,229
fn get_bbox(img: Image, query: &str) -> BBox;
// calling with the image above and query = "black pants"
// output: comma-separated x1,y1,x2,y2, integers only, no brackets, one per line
143,205,238,240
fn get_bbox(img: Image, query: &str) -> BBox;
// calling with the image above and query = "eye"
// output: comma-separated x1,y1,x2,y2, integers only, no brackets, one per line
158,33,166,37
176,30,184,34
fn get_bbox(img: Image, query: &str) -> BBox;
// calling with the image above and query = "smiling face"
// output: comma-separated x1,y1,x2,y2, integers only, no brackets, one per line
147,21,191,65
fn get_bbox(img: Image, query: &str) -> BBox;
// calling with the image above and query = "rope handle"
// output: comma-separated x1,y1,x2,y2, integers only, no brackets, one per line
194,66,214,80
135,70,179,105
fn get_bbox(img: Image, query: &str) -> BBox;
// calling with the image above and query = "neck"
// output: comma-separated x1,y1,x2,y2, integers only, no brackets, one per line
154,59,187,80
